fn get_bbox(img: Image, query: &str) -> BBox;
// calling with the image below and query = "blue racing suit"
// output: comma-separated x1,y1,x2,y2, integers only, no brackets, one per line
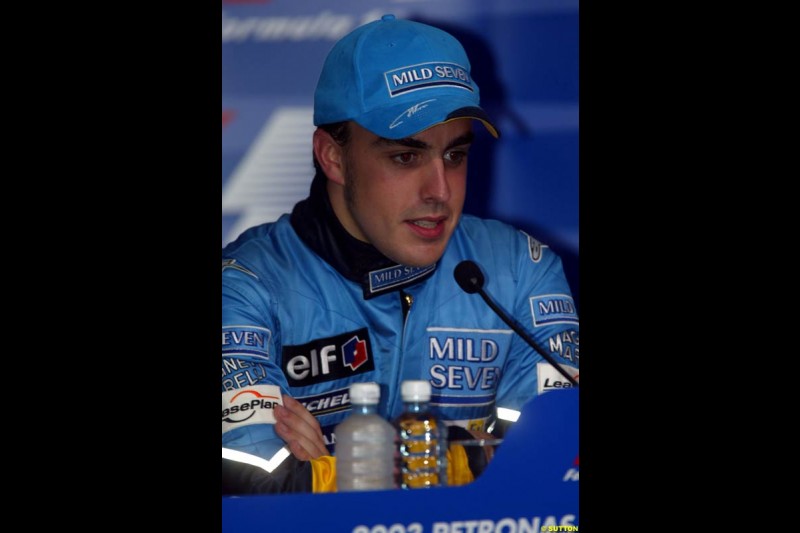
221,174,579,493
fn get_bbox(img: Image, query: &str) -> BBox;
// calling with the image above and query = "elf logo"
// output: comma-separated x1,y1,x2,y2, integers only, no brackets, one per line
282,328,375,386
342,335,368,370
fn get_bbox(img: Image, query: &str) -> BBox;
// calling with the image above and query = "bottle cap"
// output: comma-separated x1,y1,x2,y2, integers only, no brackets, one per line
401,380,431,401
349,382,381,405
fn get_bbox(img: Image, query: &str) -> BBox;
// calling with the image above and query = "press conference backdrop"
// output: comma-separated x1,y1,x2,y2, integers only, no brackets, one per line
221,0,579,307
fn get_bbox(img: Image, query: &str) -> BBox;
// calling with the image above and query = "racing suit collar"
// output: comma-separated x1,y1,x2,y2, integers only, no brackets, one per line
290,172,437,299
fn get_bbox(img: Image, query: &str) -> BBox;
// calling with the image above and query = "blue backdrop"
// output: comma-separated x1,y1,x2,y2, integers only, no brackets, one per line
221,0,579,307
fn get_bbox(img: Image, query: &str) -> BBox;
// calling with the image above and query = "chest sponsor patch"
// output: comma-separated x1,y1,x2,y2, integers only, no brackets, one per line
222,325,271,362
368,263,435,295
296,387,352,416
427,328,509,393
530,294,579,327
282,328,375,386
221,384,283,434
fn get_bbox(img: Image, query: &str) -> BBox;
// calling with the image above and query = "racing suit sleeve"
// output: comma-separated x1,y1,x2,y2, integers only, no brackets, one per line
494,231,579,420
222,261,315,493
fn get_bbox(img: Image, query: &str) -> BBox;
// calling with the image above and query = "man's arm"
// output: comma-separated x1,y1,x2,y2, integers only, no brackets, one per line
494,231,579,417
222,266,329,493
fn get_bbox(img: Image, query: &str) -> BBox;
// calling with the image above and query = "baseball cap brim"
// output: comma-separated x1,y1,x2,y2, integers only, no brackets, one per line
352,94,500,140
444,106,499,139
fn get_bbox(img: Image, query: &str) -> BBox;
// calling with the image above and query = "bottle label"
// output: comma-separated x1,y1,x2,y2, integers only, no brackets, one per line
398,418,445,488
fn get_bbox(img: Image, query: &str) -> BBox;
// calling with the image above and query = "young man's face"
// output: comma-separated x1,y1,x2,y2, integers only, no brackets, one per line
336,119,474,267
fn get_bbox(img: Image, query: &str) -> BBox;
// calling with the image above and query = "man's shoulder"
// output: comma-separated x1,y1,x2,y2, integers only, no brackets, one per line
221,214,309,280
456,213,525,242
452,214,560,270
222,215,294,256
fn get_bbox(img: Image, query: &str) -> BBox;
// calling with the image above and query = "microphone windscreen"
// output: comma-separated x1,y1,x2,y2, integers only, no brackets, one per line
454,260,484,294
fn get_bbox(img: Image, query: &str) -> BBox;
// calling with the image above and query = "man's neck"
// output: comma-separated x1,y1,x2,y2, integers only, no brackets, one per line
289,172,436,299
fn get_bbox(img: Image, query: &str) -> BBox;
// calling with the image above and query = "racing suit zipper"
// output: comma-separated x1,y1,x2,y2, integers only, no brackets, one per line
400,290,413,323
393,289,415,416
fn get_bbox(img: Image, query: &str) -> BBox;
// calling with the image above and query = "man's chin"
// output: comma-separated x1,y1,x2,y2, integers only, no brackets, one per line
389,246,447,268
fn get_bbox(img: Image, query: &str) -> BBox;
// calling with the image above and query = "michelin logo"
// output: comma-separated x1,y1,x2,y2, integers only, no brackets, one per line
297,387,351,415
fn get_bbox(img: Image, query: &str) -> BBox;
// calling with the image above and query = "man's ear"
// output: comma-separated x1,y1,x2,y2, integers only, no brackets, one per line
313,128,346,185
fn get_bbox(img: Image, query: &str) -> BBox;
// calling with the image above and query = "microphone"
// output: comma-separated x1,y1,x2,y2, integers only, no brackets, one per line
453,260,578,387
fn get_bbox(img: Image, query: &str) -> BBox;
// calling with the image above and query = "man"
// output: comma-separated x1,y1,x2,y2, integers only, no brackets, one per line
222,14,579,494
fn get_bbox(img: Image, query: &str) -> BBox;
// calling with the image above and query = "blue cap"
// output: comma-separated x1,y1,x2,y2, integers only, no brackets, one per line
314,14,499,139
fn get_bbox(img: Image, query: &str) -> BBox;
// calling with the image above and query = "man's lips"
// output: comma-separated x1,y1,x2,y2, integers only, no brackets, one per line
405,216,447,238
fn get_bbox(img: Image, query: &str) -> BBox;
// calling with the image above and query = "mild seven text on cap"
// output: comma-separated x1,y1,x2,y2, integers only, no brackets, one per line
384,62,473,97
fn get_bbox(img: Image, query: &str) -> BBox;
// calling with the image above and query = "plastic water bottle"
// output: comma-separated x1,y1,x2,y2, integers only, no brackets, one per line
393,380,448,488
335,382,397,492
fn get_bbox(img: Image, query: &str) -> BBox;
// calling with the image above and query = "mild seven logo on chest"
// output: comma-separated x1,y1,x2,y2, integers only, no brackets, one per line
428,334,502,391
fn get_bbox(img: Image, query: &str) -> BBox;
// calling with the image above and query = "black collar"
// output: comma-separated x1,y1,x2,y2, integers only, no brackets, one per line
289,173,436,299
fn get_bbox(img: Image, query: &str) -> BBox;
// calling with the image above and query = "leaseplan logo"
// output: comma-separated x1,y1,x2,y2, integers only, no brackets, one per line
221,384,283,434
537,362,579,395
222,389,280,423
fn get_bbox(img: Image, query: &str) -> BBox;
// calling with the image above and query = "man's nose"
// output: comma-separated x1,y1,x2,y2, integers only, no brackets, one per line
421,159,450,203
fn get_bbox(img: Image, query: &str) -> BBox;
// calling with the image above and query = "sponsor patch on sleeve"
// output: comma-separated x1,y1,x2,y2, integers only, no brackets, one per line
520,230,549,263
222,325,271,362
536,362,579,395
530,294,579,327
221,384,283,435
546,329,580,364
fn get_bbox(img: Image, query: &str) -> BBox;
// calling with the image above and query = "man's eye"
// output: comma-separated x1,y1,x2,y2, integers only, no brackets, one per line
444,150,467,165
392,152,417,165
